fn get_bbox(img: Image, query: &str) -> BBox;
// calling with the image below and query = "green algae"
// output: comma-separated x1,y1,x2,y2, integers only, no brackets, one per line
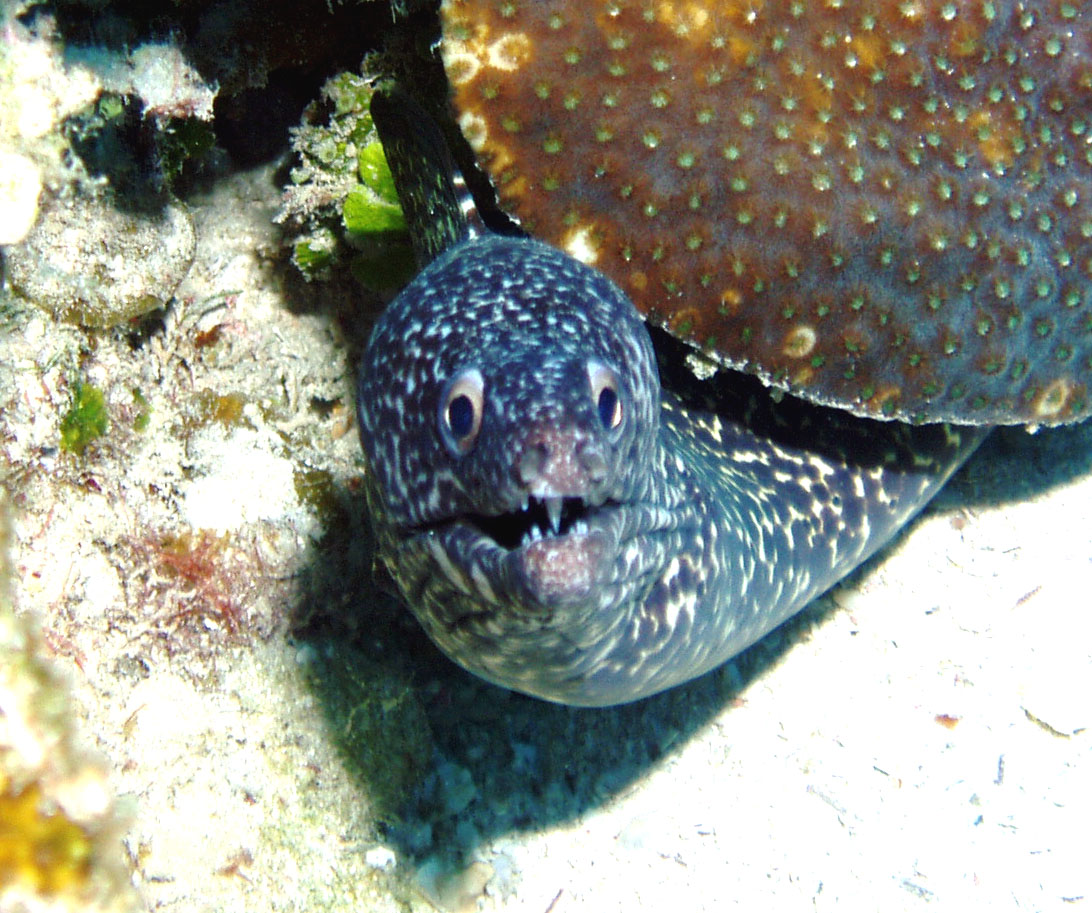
131,388,151,432
342,183,405,237
59,382,108,455
159,117,217,190
280,71,412,288
292,467,342,526
304,641,433,823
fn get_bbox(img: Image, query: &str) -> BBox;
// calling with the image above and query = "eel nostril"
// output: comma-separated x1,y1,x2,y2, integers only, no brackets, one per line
577,440,609,485
518,440,549,486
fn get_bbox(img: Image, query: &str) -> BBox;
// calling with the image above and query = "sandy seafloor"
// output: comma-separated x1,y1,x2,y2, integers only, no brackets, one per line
2,161,1091,913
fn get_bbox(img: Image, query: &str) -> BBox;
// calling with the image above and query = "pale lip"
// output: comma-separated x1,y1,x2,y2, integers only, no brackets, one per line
508,527,609,608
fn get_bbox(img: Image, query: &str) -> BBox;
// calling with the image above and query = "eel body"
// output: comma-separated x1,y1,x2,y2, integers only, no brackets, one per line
357,113,984,703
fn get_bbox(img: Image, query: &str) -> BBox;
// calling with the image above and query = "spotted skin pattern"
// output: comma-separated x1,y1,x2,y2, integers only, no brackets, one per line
358,226,983,705
441,0,1092,425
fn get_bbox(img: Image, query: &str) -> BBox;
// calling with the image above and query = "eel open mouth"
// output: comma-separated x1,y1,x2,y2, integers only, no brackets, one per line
470,495,599,550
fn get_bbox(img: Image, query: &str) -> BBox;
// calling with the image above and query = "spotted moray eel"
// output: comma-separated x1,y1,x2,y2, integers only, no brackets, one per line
356,89,985,706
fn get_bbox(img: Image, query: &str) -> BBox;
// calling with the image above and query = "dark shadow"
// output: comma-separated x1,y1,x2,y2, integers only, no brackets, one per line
27,0,392,97
290,348,1091,873
291,488,782,866
940,418,1092,508
21,0,398,202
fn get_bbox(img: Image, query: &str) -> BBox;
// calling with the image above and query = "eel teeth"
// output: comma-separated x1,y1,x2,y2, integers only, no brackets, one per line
545,496,563,534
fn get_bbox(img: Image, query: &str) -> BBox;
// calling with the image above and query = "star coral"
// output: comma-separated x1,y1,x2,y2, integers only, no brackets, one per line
441,0,1092,424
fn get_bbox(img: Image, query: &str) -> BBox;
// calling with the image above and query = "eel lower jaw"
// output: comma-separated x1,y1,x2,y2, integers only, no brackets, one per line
419,495,627,614
396,498,690,695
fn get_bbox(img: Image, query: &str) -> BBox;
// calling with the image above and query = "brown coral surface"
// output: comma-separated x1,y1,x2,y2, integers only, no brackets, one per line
441,0,1092,425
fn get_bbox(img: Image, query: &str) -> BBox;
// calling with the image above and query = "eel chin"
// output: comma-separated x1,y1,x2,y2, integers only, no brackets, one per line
506,528,610,607
422,494,623,617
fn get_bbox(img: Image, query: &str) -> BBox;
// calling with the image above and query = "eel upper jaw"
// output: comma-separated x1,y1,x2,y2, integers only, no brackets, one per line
469,492,606,549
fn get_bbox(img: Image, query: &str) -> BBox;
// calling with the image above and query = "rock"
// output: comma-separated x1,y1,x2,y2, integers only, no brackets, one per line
5,193,195,327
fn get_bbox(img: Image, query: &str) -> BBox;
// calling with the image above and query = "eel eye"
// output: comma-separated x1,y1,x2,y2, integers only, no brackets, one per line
440,368,484,455
587,360,623,431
